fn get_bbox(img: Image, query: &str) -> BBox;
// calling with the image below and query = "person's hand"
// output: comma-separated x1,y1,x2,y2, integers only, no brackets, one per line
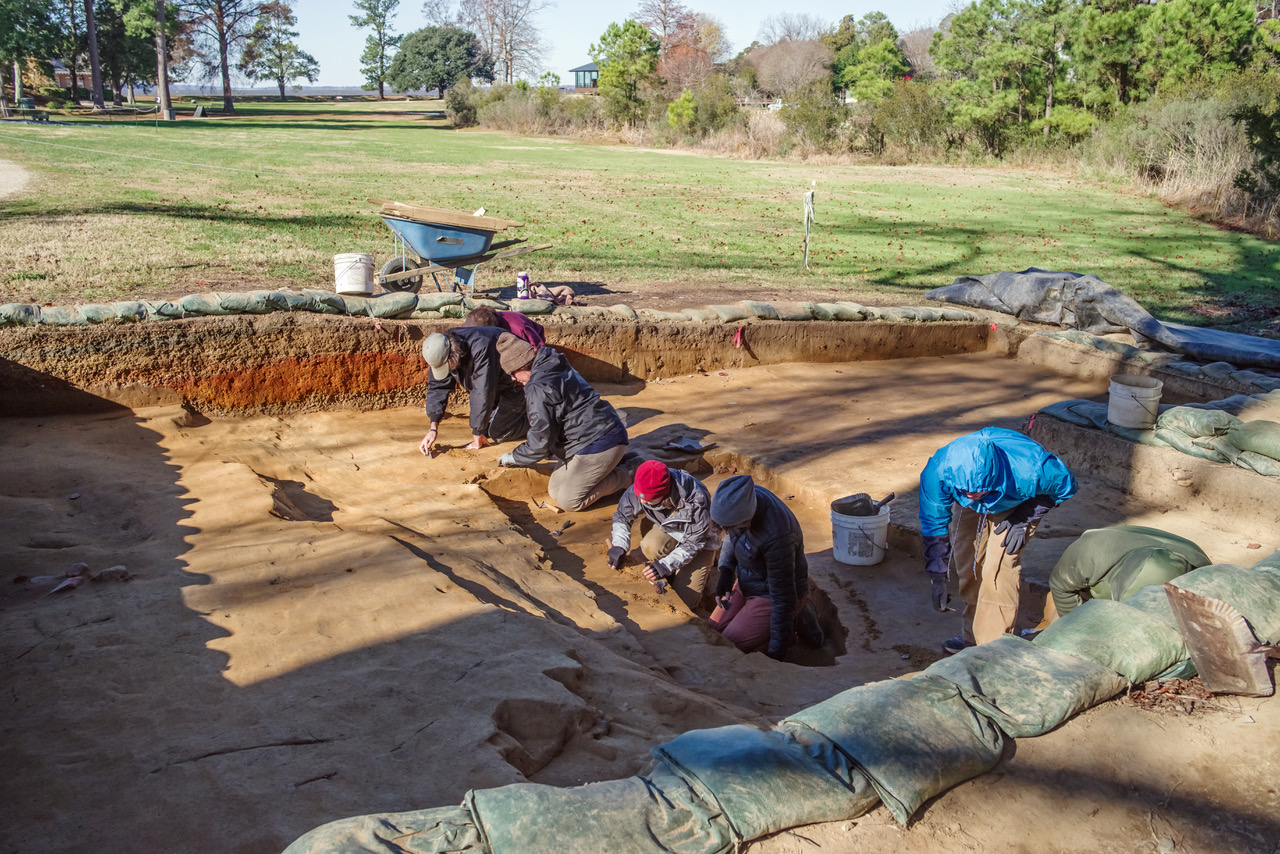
466,434,489,450
716,594,732,612
606,546,626,569
993,519,1030,554
930,572,952,612
419,428,438,456
642,562,667,583
995,496,1055,554
497,451,516,467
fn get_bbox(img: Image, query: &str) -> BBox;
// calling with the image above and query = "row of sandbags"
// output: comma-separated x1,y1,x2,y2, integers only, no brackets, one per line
1040,330,1280,394
282,555,1280,854
1043,392,1280,476
0,290,980,328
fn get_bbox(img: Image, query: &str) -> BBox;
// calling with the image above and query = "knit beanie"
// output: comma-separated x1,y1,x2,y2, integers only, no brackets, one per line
712,475,757,526
496,332,537,373
421,333,451,381
633,461,672,504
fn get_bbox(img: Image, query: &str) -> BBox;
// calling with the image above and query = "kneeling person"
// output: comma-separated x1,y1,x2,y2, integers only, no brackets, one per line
496,334,631,511
708,475,818,660
610,461,716,612
1046,525,1211,622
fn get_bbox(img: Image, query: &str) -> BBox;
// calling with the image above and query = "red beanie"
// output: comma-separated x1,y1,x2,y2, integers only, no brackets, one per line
633,460,672,503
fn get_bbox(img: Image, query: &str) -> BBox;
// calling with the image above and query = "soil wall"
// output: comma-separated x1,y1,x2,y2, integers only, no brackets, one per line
0,315,991,416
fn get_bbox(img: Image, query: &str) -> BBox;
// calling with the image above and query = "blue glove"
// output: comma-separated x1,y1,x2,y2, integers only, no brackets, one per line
993,496,1055,554
497,451,517,467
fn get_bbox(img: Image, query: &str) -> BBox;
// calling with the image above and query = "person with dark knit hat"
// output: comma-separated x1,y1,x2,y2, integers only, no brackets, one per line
609,461,717,612
495,333,632,512
708,475,818,660
419,327,528,457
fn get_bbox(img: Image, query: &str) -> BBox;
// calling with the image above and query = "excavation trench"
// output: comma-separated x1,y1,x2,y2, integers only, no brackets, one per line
3,312,1277,854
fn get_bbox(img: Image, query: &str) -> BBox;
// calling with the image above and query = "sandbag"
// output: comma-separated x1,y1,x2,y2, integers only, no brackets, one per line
178,293,233,316
653,725,879,842
1156,406,1242,438
465,298,506,311
507,298,555,315
416,293,465,312
0,303,40,326
249,289,291,312
369,292,420,318
608,304,639,321
1169,564,1280,644
739,300,780,320
923,635,1127,738
680,308,719,323
806,302,834,321
639,309,691,322
827,302,870,321
411,310,444,319
466,766,732,854
1154,428,1228,462
111,301,149,322
772,303,813,321
710,304,751,323
77,304,117,324
281,291,322,312
780,675,1005,825
303,289,347,314
37,305,83,325
938,307,977,321
1198,435,1280,476
1034,598,1187,683
871,307,912,322
1227,420,1280,460
282,805,485,854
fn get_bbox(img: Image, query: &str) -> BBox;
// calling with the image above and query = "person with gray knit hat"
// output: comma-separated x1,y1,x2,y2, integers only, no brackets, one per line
708,475,820,660
496,335,631,512
419,327,528,457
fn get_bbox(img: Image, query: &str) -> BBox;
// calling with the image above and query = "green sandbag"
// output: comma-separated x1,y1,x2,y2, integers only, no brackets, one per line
146,300,183,319
507,298,555,315
248,289,290,312
639,308,690,322
111,301,149,322
806,302,833,321
303,289,347,314
411,309,444,319
1041,400,1111,430
1049,526,1210,618
608,304,639,320
0,303,40,326
1169,564,1280,644
905,307,943,321
1117,585,1182,631
780,675,1005,825
1251,548,1280,573
1034,598,1187,683
466,766,733,854
178,293,232,316
1156,406,1242,438
680,308,719,322
281,291,321,312
653,725,880,842
1227,420,1280,460
826,302,870,321
440,304,467,318
710,304,751,322
282,805,485,854
739,300,780,320
37,305,83,325
1154,428,1228,462
368,292,419,318
464,297,507,311
339,295,375,317
938,308,976,321
1109,423,1167,446
872,307,912,322
923,635,1127,738
1200,435,1280,476
1199,361,1237,381
416,293,465,311
77,304,116,324
773,303,813,321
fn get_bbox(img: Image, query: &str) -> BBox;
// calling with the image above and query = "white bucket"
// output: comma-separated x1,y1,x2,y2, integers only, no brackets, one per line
1107,374,1163,429
334,253,374,295
831,502,891,566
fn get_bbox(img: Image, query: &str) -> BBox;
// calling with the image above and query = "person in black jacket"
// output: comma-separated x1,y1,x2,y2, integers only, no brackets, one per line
708,475,816,660
494,334,631,512
419,328,528,456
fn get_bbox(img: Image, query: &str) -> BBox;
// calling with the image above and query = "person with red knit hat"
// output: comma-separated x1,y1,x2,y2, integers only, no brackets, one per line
609,460,717,612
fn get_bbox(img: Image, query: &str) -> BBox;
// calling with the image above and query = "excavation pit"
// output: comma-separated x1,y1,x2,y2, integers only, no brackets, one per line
2,312,1277,854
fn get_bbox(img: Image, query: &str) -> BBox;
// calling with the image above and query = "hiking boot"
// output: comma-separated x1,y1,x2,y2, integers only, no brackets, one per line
941,635,975,656
795,601,825,648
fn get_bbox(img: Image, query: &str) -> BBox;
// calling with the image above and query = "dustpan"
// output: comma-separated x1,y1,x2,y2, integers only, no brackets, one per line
1164,584,1280,697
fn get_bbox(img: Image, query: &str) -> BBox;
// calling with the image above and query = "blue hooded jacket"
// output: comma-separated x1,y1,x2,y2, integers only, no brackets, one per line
918,427,1077,538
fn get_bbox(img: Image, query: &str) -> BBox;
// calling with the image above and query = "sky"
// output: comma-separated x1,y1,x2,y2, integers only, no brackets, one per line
294,0,959,88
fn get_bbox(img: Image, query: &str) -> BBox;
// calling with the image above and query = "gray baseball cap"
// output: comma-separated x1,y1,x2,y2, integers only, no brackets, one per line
422,333,451,381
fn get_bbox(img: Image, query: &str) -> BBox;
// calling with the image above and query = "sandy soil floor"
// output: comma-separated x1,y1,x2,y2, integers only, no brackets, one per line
2,353,1278,853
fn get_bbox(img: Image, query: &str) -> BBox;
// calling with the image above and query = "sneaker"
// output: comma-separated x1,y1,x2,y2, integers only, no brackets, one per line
941,635,975,656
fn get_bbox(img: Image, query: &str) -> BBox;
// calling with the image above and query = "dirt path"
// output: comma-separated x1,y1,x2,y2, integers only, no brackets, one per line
1,354,1276,853
0,158,30,199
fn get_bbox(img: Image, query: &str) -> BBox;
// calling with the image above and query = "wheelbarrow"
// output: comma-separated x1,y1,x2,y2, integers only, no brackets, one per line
370,198,552,295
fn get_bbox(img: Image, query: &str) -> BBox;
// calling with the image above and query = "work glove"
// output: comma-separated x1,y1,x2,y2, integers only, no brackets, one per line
922,534,952,613
642,562,669,582
993,496,1055,555
497,451,517,468
606,546,626,569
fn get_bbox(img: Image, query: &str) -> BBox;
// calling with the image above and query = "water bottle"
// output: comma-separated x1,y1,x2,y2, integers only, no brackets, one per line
516,271,530,299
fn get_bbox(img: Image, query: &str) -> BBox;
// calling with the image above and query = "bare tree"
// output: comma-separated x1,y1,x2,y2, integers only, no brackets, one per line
183,0,264,112
899,25,936,79
633,0,693,54
757,12,829,46
751,38,832,96
695,13,731,65
434,0,550,84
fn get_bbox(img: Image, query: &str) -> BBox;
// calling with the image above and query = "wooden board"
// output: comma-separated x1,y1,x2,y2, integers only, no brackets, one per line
368,198,523,232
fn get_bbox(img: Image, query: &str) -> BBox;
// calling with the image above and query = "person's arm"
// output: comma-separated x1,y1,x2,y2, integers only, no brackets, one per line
763,532,800,660
653,489,713,576
419,421,441,455
610,491,639,551
510,384,553,466
468,341,500,445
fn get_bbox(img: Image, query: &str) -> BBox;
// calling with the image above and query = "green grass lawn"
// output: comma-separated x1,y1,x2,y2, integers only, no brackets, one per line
0,100,1275,326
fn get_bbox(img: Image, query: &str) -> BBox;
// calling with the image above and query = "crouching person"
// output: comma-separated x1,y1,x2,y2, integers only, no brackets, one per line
708,475,821,660
495,334,632,511
609,461,717,612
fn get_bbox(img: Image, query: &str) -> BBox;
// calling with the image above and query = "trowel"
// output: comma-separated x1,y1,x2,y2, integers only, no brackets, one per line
1164,584,1280,697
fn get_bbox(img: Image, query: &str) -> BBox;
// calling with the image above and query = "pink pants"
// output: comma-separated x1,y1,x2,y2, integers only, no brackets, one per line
708,583,805,654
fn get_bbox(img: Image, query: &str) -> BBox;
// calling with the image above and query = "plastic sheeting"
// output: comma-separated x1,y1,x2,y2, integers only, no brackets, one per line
927,269,1280,369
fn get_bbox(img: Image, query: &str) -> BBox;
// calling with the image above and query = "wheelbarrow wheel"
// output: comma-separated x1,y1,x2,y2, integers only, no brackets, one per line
380,257,424,293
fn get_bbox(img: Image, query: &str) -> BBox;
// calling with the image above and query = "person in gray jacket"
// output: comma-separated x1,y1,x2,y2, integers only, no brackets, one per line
419,327,527,456
609,461,717,612
495,334,631,511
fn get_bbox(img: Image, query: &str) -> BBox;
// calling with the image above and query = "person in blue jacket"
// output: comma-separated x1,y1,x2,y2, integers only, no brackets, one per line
919,427,1077,655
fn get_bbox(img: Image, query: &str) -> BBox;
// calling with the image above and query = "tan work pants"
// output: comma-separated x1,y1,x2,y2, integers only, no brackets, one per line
950,504,1041,645
547,443,629,512
640,524,716,613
